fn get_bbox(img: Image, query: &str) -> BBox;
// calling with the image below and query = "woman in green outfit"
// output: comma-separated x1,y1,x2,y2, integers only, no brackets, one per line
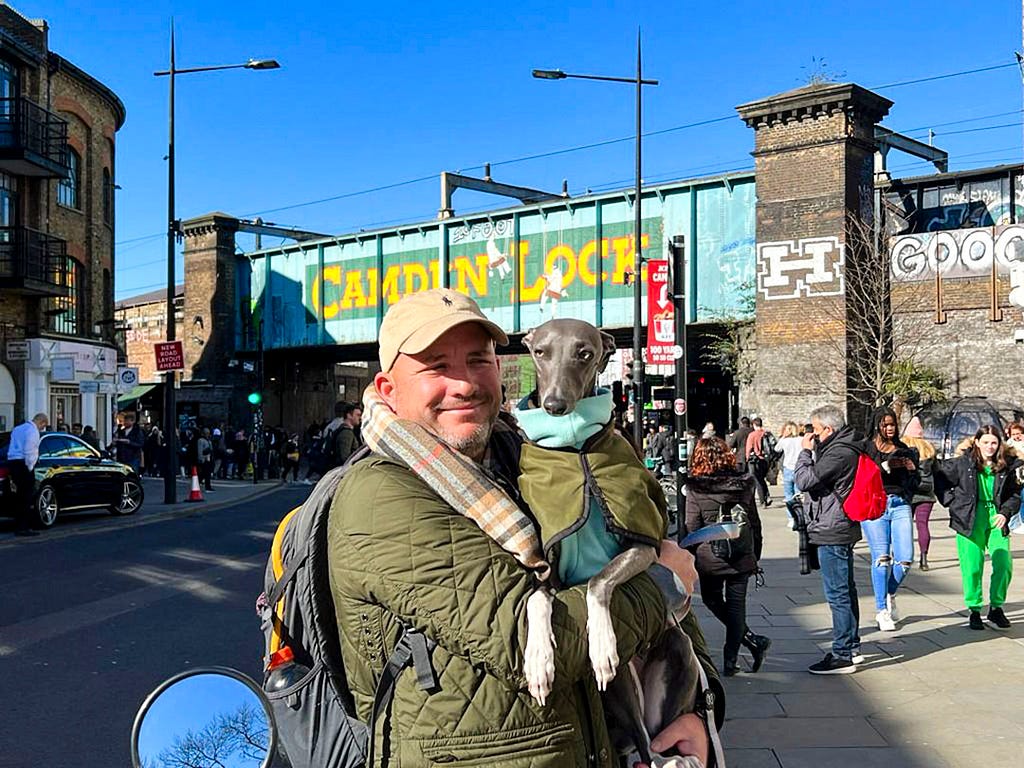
934,425,1020,630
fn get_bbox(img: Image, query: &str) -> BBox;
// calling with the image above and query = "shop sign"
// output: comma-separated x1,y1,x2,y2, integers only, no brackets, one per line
98,381,116,394
5,340,29,361
645,259,675,366
51,356,75,381
78,381,100,394
118,366,139,391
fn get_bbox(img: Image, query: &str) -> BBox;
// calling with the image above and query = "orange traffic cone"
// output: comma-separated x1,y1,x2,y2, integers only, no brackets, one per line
187,465,204,502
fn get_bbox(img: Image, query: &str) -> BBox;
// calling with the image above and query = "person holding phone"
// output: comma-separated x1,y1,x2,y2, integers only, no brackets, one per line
862,408,920,631
934,425,1020,629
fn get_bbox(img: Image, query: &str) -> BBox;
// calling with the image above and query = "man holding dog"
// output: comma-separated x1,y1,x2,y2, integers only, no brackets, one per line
794,404,864,675
328,288,722,767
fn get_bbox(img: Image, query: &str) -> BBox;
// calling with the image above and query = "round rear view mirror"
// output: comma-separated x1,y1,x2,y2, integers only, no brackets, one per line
131,667,276,768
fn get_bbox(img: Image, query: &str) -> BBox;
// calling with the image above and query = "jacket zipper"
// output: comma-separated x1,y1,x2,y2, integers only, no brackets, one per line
576,680,599,766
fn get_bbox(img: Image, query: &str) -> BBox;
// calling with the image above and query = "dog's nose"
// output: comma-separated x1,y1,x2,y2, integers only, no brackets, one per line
543,396,569,416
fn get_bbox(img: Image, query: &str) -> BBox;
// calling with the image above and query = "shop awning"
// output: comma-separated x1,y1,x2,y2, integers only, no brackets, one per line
117,383,158,406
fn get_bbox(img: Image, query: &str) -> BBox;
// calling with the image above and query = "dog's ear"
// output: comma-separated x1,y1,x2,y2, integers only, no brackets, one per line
598,330,616,373
523,327,536,352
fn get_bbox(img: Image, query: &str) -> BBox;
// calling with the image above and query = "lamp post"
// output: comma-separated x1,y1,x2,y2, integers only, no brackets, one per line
154,24,279,504
533,31,658,448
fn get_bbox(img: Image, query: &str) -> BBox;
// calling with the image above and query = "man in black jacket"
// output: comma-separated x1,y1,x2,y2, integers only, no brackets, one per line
727,416,753,474
794,404,864,675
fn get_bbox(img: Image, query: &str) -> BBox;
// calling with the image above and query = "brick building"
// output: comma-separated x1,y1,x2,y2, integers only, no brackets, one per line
0,3,124,441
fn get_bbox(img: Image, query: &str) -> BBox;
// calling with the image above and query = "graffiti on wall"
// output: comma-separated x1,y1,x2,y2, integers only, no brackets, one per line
889,224,1024,280
756,237,845,300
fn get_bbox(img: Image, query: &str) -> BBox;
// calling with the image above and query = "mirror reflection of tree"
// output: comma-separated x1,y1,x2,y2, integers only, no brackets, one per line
156,701,268,768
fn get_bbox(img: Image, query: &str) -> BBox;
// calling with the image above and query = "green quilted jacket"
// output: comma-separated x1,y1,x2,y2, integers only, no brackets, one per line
328,454,720,768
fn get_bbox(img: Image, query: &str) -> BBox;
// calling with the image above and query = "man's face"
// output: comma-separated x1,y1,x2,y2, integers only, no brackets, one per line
375,323,501,461
811,418,834,445
348,408,363,427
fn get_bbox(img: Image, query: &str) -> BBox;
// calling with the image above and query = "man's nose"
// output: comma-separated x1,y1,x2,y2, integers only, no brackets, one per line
543,396,569,416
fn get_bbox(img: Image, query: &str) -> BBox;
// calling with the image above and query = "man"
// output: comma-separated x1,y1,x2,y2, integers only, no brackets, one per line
794,404,863,674
745,417,772,507
727,416,753,474
330,402,363,467
113,411,145,474
7,413,48,536
328,289,721,768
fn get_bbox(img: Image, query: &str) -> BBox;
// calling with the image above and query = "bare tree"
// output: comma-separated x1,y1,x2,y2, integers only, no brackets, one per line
806,215,947,425
155,701,268,768
699,279,756,386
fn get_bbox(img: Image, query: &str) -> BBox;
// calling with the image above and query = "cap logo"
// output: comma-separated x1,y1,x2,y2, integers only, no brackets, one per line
442,296,453,306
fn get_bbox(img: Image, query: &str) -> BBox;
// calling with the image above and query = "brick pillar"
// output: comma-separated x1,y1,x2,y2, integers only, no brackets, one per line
180,213,241,383
737,83,892,429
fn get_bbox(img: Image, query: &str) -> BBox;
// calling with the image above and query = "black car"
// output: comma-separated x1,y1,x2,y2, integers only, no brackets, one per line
0,431,144,528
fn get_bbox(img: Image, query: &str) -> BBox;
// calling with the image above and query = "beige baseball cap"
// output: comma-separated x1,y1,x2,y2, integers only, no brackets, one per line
378,288,509,371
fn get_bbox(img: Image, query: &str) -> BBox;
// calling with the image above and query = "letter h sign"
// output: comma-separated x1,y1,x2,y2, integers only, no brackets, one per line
756,237,845,301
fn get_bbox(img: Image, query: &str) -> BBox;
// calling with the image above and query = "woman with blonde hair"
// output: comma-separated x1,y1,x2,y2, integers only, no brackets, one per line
935,425,1021,629
685,436,770,675
902,417,937,571
776,421,804,527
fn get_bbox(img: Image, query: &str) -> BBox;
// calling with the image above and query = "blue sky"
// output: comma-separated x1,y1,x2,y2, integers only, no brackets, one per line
19,0,1024,299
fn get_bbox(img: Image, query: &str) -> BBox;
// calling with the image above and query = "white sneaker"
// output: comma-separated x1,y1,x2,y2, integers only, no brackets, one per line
852,653,866,664
887,594,900,624
876,609,896,632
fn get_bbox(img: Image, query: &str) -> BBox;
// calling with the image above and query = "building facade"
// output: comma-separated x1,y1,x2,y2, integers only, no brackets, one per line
0,3,125,441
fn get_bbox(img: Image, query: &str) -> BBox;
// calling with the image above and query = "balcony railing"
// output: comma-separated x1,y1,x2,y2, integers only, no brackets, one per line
0,226,69,296
0,97,70,177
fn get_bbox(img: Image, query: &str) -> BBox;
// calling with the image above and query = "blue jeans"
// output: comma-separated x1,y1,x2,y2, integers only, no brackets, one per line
782,467,799,509
860,495,914,611
818,543,861,660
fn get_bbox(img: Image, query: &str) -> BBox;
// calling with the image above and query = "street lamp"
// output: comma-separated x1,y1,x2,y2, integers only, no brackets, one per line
533,32,658,448
153,24,280,504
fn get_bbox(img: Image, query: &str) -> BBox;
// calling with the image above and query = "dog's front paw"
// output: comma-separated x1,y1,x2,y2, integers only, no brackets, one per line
586,599,619,690
524,591,556,707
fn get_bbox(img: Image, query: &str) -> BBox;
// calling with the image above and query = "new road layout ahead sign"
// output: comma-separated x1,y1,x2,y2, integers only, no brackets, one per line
154,341,184,372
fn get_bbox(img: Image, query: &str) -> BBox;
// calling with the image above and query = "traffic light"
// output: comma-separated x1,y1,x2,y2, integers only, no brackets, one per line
247,391,263,406
611,381,628,414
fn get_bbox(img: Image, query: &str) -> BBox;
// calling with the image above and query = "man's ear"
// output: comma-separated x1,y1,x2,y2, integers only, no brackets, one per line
523,327,536,352
598,331,616,373
374,371,398,412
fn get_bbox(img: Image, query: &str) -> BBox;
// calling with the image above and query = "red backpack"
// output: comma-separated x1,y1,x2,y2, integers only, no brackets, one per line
841,453,887,522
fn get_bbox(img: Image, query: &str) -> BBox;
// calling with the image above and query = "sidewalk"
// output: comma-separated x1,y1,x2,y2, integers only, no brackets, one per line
139,475,292,515
692,484,1024,768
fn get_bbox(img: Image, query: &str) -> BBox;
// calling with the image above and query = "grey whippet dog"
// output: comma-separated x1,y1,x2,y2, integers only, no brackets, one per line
519,318,720,768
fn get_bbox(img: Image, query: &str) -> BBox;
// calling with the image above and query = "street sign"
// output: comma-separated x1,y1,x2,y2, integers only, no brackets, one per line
645,259,676,366
674,398,687,416
5,340,29,361
154,341,185,372
118,366,139,391
78,381,100,394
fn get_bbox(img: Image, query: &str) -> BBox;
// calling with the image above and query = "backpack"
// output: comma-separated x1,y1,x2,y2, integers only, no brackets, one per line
760,432,778,464
709,502,755,563
840,453,887,522
258,448,438,768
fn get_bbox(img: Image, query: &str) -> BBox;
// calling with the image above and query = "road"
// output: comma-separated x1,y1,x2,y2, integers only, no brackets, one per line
0,484,310,768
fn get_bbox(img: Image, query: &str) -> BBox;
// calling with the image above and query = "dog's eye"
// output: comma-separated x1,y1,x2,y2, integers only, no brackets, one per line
534,348,545,357
579,351,593,361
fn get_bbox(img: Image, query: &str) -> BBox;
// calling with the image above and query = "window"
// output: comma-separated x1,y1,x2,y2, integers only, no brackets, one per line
46,257,84,336
39,435,72,459
57,147,80,208
0,59,17,147
64,436,98,459
102,167,112,224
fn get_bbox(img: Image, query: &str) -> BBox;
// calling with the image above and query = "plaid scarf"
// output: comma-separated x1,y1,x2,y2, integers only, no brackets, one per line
361,386,550,581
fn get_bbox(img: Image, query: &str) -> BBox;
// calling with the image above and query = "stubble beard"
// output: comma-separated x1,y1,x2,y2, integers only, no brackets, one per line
436,417,495,461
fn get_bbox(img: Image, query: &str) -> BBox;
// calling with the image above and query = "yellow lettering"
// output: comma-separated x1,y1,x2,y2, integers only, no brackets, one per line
577,240,597,286
452,255,487,296
321,265,342,319
519,241,545,301
340,269,368,309
366,268,379,307
546,244,576,286
403,262,429,294
428,259,441,289
381,264,402,305
610,236,633,284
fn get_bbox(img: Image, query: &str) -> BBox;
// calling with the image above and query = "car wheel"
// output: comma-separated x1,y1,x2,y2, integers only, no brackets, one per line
111,478,144,515
36,484,59,528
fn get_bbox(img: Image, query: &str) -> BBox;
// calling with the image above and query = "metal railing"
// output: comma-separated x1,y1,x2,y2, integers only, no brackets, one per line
0,96,70,170
0,226,69,292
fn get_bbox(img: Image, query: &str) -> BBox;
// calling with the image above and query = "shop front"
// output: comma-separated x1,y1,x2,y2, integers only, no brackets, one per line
24,338,118,445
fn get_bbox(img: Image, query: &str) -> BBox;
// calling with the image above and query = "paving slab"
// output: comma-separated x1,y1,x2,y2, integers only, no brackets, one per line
722,717,888,749
774,746,953,768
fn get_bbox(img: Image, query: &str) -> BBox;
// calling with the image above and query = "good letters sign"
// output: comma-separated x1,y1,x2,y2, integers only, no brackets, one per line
154,341,184,372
